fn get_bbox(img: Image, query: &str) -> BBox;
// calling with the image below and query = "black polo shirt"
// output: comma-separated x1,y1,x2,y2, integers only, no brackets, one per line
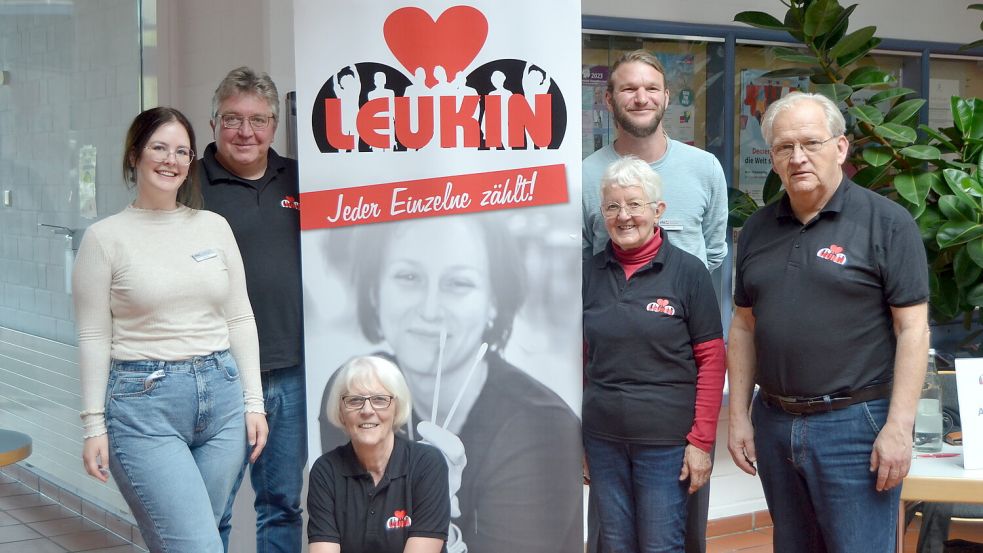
583,234,723,444
734,177,929,397
199,143,303,370
308,435,450,553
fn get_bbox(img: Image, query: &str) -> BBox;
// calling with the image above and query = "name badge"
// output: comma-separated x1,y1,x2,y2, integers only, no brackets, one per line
192,249,218,262
660,220,684,231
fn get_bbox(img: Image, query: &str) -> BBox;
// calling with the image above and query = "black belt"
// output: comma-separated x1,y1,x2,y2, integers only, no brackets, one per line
758,382,892,415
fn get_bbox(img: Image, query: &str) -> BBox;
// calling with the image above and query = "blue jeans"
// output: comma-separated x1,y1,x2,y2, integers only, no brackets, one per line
219,365,306,553
752,394,900,553
106,350,246,553
584,435,688,553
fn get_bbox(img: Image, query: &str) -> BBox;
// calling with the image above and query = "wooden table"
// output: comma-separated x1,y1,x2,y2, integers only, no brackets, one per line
0,429,31,467
897,445,983,552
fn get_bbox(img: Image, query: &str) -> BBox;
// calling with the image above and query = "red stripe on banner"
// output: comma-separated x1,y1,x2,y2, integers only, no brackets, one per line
299,163,568,229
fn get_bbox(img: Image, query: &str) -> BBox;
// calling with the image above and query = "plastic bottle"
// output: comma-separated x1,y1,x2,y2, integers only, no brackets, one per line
914,348,943,453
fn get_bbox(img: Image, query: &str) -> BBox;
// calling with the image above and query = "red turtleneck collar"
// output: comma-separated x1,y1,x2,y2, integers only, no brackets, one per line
612,227,663,280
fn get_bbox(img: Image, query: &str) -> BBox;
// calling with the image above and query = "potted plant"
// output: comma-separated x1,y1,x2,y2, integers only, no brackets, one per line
730,0,983,329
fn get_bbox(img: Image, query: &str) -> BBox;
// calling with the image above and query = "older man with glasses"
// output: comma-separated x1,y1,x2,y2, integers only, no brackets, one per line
727,91,930,553
199,66,305,553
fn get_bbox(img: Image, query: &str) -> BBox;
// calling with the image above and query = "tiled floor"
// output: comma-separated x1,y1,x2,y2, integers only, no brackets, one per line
0,472,143,553
705,514,983,552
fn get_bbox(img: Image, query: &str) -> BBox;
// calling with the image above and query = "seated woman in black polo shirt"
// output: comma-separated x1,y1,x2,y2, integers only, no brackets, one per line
582,156,726,552
308,356,450,553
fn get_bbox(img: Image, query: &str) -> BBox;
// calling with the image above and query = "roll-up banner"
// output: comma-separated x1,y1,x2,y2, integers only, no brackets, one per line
295,2,583,551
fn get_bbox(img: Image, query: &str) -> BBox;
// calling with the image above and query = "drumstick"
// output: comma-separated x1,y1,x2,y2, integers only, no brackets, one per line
431,327,447,424
443,342,488,430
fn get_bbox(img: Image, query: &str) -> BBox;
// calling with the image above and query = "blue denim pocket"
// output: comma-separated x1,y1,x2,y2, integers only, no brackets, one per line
860,399,888,437
109,370,164,399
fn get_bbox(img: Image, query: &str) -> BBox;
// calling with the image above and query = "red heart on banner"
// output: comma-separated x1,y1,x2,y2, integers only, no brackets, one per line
383,6,488,87
830,245,843,254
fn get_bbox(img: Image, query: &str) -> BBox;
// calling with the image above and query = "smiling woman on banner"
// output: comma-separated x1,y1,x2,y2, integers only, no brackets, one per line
582,156,726,552
318,212,582,553
309,355,450,553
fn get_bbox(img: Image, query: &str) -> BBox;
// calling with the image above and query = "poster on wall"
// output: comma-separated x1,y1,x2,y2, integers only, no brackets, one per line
738,69,809,204
582,64,610,159
294,2,583,552
658,53,697,145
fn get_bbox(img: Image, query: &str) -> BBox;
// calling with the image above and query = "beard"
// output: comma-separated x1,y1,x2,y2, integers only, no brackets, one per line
612,100,665,138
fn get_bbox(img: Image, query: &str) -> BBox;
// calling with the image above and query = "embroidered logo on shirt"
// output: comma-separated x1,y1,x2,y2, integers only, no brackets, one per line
386,509,412,530
280,195,300,210
646,298,676,316
816,244,847,265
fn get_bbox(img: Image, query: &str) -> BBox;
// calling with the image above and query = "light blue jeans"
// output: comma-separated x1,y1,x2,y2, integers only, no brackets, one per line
106,350,246,553
752,394,900,553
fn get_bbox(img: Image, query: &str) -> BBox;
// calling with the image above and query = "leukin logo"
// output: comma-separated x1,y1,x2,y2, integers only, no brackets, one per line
646,299,676,316
312,6,566,153
386,509,412,530
816,244,847,265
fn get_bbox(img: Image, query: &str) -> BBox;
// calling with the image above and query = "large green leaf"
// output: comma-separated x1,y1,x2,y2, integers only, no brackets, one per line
861,145,893,167
967,282,983,308
886,99,926,124
815,83,853,103
803,0,842,38
762,170,785,204
844,66,894,88
894,171,932,206
735,11,789,31
848,105,884,126
943,168,983,201
852,164,893,188
873,123,917,143
818,4,860,50
918,205,944,242
772,46,819,65
898,145,941,161
952,96,983,140
917,124,958,152
937,220,983,248
955,247,983,288
728,187,759,228
938,195,977,222
967,236,983,268
836,38,882,68
829,25,877,60
867,87,915,106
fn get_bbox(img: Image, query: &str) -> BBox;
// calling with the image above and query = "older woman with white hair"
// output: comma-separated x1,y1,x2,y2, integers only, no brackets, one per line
308,355,450,553
582,156,726,552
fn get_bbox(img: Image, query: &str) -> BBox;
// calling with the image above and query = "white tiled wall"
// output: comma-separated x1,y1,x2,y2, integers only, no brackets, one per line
0,0,143,519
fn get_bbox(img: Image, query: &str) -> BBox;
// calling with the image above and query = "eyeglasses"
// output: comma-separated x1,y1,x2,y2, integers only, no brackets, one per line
602,201,654,219
770,135,840,159
217,113,276,130
144,143,195,165
341,394,394,411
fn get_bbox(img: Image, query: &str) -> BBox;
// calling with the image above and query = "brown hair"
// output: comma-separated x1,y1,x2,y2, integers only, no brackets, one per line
607,49,667,93
122,107,202,209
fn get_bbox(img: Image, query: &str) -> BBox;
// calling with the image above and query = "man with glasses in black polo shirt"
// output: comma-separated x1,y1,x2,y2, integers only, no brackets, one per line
727,91,930,553
200,66,305,553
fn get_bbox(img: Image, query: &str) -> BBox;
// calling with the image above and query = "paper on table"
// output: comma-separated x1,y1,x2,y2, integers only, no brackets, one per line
954,358,983,470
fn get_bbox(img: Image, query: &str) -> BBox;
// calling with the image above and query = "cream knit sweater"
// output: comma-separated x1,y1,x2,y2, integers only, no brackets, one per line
73,205,264,438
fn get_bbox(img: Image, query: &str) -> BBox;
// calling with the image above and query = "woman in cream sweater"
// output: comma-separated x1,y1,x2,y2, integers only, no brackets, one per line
72,107,268,552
